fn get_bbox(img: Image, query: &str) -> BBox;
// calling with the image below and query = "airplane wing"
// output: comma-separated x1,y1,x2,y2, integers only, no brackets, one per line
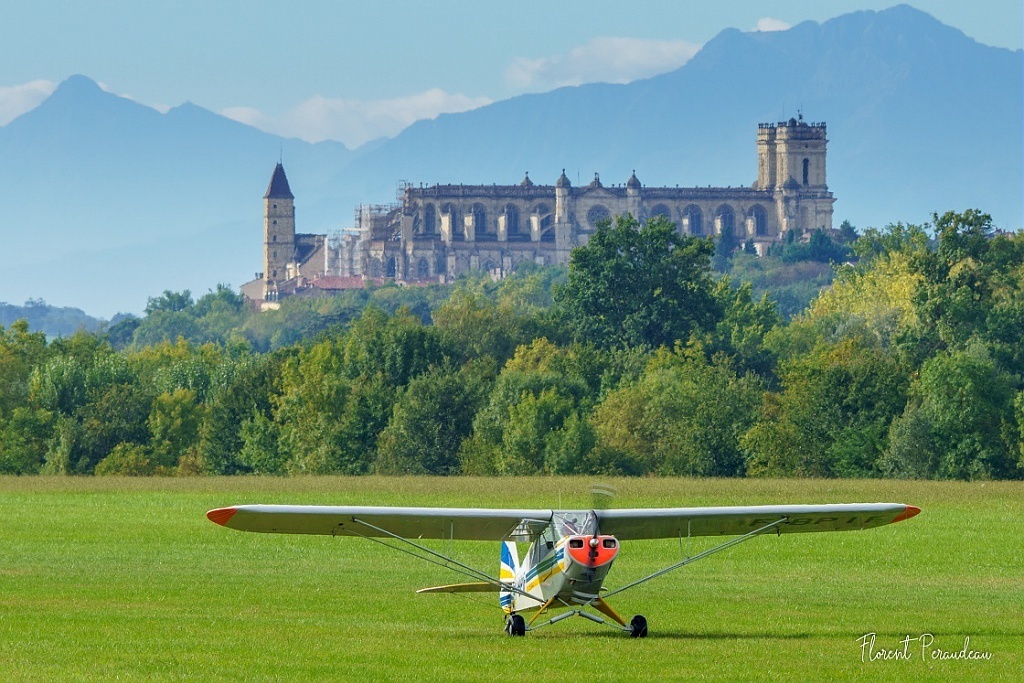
416,582,499,594
206,505,552,541
595,503,920,540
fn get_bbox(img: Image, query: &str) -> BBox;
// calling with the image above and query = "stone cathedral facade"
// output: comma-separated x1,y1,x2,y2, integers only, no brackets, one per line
241,116,834,304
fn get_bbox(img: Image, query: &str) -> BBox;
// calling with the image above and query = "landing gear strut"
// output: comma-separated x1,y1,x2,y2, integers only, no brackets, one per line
505,613,526,636
629,614,648,638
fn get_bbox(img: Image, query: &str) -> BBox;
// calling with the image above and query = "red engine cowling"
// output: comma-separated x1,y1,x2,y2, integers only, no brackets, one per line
566,535,619,567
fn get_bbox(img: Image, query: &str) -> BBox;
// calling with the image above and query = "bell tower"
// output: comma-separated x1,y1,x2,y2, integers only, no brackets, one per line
263,163,295,297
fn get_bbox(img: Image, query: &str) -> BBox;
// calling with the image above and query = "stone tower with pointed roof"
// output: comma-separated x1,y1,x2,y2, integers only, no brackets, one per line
263,163,295,298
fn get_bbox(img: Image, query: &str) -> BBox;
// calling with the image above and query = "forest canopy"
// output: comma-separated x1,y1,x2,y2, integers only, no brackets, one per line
2,211,1022,480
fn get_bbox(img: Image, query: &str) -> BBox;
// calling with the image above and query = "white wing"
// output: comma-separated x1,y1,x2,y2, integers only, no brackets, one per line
595,503,920,540
208,502,920,541
207,505,552,541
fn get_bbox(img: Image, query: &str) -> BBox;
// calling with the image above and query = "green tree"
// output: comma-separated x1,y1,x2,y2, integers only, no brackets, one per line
148,388,204,471
556,214,720,349
376,366,484,474
199,353,279,474
0,407,53,474
592,344,763,476
460,339,593,474
882,343,1018,479
743,335,910,477
145,290,194,315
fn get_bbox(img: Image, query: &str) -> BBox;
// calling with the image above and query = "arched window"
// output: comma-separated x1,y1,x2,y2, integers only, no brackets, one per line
586,205,610,228
423,204,436,234
435,253,446,277
715,204,735,236
385,257,397,278
750,204,768,237
472,203,488,236
802,158,810,186
417,258,430,279
504,204,520,236
683,204,703,235
650,204,671,221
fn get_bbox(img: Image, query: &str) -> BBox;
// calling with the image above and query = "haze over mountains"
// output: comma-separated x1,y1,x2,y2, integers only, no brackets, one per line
0,4,1019,318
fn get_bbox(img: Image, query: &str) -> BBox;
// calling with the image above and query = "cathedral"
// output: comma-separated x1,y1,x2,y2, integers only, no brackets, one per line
241,116,834,305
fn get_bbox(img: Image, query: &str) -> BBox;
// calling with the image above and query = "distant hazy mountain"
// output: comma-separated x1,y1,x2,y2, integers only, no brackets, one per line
0,4,1019,318
356,4,1021,227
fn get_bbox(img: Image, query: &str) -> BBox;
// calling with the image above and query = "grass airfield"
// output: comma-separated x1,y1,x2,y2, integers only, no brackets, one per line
1,476,1021,681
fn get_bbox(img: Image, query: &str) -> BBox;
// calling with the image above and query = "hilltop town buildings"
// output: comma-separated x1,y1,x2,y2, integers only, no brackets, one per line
240,116,834,305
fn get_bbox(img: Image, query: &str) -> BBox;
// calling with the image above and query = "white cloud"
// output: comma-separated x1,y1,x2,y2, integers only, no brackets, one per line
0,80,56,125
505,37,700,92
754,17,791,32
221,89,492,147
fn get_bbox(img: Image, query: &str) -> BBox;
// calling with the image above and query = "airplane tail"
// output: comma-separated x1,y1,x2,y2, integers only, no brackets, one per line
500,541,519,613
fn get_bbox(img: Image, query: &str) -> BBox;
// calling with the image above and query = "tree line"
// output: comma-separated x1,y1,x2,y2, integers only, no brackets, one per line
1,210,1021,480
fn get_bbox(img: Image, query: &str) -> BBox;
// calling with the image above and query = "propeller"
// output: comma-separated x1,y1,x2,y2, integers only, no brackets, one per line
587,483,617,570
590,483,617,511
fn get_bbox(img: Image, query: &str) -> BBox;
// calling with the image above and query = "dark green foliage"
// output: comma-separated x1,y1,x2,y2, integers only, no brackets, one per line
744,335,911,478
556,214,720,350
376,366,485,474
1,209,1021,480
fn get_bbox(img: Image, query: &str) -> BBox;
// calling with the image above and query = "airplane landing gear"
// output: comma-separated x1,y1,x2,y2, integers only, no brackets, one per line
629,614,648,638
505,614,526,636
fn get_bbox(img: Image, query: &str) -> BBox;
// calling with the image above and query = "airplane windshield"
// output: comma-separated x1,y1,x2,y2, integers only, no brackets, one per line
553,511,598,539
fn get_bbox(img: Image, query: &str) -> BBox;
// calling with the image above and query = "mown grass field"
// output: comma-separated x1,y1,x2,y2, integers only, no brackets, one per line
1,476,1021,681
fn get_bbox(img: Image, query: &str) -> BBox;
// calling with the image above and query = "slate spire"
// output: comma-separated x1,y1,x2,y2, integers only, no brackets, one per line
264,163,294,200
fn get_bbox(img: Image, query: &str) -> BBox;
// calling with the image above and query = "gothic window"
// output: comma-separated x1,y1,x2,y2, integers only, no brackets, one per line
369,259,382,277
423,204,436,234
650,204,672,221
683,205,703,235
715,204,735,236
417,258,430,279
272,235,277,242
802,158,810,186
586,205,610,228
436,253,446,277
472,203,489,237
386,257,397,278
504,204,520,236
750,204,769,236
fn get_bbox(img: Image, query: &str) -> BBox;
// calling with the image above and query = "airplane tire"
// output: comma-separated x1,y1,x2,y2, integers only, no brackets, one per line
506,614,526,637
629,615,648,638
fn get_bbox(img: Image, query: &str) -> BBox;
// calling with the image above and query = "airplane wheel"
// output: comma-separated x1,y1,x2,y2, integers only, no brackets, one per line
629,615,648,638
506,614,526,637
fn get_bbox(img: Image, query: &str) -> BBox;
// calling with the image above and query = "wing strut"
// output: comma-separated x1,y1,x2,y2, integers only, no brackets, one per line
603,516,788,599
344,517,537,601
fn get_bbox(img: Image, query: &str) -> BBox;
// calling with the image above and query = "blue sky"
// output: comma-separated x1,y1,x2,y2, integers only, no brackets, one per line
2,1,1020,147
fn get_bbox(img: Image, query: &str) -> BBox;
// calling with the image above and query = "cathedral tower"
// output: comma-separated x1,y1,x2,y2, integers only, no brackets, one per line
263,163,295,297
757,115,828,190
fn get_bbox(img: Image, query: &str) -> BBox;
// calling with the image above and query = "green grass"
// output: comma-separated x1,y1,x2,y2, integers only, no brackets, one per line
1,477,1021,681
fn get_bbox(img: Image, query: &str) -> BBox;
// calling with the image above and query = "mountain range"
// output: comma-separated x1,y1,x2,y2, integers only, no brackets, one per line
0,4,1020,318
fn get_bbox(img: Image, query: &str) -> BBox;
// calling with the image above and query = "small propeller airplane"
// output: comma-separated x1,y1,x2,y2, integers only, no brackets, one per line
207,495,920,637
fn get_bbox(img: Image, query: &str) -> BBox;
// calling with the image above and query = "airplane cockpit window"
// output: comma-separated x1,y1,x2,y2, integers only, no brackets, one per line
553,511,598,538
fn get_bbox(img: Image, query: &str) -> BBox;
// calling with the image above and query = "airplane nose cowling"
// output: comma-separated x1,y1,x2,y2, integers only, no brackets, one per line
567,535,618,567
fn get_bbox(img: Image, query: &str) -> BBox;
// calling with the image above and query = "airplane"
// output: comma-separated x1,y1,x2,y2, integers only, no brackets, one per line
206,498,920,637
